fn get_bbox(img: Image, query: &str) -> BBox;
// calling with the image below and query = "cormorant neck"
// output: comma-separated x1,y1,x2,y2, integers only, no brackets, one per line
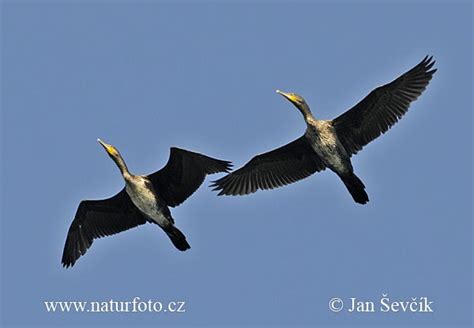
111,154,131,178
297,103,315,121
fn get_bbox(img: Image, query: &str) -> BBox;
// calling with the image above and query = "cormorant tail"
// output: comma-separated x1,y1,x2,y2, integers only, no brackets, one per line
164,226,191,251
340,173,369,205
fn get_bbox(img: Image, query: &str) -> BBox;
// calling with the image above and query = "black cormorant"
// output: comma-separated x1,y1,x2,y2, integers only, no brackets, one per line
211,56,436,204
62,139,231,268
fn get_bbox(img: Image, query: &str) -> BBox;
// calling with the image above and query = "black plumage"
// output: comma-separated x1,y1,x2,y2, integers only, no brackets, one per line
62,144,231,268
333,56,437,155
150,148,234,207
62,190,146,268
212,56,436,203
212,136,325,195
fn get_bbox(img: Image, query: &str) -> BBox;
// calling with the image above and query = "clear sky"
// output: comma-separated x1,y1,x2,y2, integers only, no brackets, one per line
1,1,472,327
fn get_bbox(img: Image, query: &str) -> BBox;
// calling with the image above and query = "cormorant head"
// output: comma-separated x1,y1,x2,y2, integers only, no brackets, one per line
97,138,123,163
276,90,311,116
97,138,129,175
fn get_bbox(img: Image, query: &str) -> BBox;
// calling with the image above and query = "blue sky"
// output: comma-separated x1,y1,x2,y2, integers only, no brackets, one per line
1,1,472,327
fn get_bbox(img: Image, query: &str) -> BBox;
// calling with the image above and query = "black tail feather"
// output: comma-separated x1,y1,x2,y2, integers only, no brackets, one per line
164,226,191,251
340,173,369,205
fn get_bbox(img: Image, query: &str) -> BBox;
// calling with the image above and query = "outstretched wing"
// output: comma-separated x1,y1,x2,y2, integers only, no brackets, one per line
148,147,232,207
62,189,146,268
211,135,326,196
332,56,437,156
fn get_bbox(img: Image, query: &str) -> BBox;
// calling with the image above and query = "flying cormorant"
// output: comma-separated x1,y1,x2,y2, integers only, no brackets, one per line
62,140,231,268
211,56,436,204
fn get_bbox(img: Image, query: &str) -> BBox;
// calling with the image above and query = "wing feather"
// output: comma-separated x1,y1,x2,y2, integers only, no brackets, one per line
62,190,146,268
333,56,437,155
211,136,326,196
149,148,232,207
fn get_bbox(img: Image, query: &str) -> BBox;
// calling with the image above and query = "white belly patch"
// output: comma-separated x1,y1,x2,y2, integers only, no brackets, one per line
125,178,168,226
307,123,348,172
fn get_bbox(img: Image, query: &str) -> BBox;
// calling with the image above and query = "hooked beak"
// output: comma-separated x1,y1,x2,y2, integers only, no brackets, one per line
276,89,295,102
97,138,113,155
97,138,107,148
